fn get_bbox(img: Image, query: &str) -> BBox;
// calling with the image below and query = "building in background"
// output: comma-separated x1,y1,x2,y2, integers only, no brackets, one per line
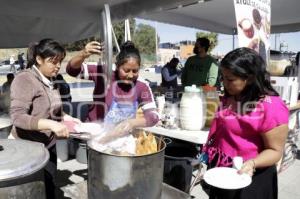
157,40,195,65
157,43,180,65
179,40,195,60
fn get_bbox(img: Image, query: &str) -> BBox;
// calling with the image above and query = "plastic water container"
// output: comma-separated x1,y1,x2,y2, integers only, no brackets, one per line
180,85,206,130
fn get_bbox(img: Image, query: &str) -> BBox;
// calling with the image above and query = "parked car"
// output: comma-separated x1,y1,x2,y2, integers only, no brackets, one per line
144,65,161,73
0,59,21,72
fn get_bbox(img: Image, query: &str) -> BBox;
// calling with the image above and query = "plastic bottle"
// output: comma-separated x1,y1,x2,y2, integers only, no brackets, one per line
180,85,206,130
202,86,220,127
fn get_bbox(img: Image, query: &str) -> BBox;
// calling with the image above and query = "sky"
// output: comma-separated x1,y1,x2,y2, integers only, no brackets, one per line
136,18,300,56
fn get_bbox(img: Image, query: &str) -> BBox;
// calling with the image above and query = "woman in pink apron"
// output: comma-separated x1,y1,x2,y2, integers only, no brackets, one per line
66,41,159,137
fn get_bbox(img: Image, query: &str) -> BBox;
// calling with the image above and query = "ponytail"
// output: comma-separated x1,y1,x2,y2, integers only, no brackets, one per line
26,42,38,68
26,38,66,69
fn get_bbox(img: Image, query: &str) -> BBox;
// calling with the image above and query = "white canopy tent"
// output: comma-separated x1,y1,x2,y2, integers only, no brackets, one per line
0,0,192,48
0,0,299,48
139,0,300,35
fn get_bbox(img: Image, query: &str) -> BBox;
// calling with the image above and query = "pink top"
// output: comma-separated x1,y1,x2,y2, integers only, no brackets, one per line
204,95,289,167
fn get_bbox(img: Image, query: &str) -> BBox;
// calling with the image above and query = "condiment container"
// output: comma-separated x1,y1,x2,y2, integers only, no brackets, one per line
180,85,206,130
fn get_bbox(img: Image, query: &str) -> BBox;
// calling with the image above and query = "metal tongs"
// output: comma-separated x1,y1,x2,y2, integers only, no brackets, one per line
69,132,92,141
64,121,102,141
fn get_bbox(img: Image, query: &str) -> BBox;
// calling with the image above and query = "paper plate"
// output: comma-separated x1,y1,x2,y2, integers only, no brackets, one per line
203,167,252,189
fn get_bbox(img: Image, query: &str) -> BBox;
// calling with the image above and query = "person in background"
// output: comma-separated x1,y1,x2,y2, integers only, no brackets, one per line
54,74,71,102
9,38,80,199
202,48,289,199
181,37,219,87
66,41,159,136
1,73,14,94
54,74,72,115
296,52,300,99
161,57,180,88
17,52,25,70
0,73,14,113
9,55,16,73
296,51,300,67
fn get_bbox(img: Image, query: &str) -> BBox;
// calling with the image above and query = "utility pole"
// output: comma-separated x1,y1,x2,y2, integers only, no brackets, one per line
274,34,277,50
275,34,280,51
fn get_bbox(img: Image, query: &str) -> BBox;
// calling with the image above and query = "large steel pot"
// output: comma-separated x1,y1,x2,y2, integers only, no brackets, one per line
0,139,49,199
87,135,166,199
0,115,12,139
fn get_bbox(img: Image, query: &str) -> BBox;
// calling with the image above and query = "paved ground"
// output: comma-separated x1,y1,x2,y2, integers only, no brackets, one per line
190,156,300,199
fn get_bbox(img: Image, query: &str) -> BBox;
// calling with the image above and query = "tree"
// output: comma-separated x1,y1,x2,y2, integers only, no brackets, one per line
64,18,157,57
196,32,218,53
112,18,136,46
64,19,137,52
64,36,99,51
133,24,156,55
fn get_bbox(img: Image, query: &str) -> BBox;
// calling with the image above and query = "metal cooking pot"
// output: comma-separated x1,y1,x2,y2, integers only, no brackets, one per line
87,134,166,199
0,139,49,199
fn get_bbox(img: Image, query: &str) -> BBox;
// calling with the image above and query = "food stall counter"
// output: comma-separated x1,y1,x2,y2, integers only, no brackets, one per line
143,126,209,144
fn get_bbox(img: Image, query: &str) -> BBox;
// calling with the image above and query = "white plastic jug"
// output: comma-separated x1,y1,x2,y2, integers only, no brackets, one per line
180,85,206,130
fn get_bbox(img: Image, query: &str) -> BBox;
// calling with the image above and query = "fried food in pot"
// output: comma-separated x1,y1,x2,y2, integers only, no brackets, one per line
136,131,158,155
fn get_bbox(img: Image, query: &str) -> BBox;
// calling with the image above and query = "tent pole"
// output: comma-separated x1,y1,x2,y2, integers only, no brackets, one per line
274,33,277,50
112,26,120,53
232,28,237,50
232,34,235,50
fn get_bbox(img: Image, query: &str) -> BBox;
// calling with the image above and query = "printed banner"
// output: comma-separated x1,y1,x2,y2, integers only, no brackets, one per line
234,0,271,64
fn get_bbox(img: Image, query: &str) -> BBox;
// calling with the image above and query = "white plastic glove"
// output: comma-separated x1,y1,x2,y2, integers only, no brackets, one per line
99,120,134,144
113,120,134,137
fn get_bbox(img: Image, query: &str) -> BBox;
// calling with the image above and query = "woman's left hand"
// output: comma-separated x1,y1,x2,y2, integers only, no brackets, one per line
238,159,256,176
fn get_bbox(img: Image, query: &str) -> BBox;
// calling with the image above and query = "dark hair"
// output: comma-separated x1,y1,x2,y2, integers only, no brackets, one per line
27,38,66,68
169,57,179,65
6,73,14,80
55,74,63,80
296,52,300,66
115,41,141,68
193,37,210,54
221,47,278,105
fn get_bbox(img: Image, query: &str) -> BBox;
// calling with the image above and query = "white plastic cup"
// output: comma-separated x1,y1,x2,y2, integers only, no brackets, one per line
156,95,165,118
233,156,243,170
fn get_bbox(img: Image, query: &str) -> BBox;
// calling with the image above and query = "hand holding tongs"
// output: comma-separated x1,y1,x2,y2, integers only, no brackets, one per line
63,120,92,140
69,132,92,141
